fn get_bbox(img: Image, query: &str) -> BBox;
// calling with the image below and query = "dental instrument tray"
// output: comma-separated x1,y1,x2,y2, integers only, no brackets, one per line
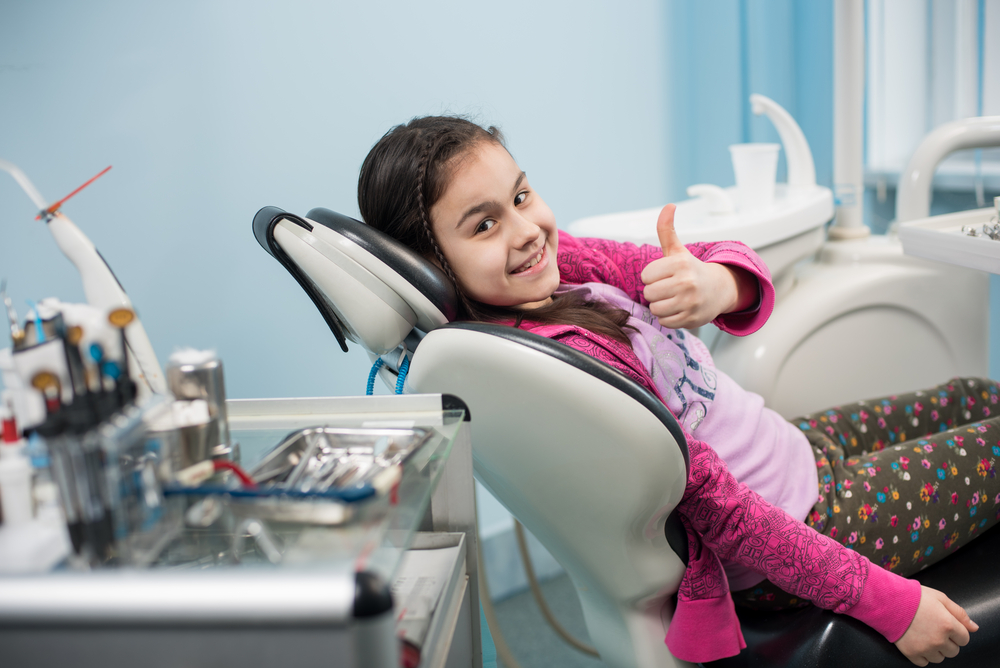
899,203,1000,274
253,426,431,496
172,426,433,525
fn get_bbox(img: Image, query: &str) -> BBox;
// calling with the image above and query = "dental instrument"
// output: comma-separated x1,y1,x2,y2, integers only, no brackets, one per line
0,296,165,563
0,159,166,397
34,166,111,220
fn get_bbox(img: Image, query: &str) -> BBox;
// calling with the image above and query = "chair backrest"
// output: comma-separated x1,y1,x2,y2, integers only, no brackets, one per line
408,322,688,601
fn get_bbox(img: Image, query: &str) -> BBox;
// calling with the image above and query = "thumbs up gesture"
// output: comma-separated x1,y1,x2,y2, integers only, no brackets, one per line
640,204,749,330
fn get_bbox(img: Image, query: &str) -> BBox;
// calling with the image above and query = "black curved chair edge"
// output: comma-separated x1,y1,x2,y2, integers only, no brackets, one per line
706,522,1000,668
252,206,350,352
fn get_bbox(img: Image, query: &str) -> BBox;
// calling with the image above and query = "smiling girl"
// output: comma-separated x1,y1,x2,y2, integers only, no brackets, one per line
357,115,990,665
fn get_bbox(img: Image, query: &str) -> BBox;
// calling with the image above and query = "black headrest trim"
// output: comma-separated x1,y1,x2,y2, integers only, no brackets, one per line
442,321,690,473
306,208,457,322
252,206,349,352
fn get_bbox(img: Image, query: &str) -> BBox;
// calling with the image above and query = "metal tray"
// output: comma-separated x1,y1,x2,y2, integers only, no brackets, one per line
250,426,430,490
219,426,432,525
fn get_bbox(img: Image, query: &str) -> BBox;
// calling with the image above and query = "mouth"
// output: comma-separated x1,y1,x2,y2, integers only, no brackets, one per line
510,245,546,275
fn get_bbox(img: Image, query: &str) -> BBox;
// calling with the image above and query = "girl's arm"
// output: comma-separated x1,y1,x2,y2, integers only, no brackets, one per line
557,206,774,336
542,326,975,664
681,432,976,665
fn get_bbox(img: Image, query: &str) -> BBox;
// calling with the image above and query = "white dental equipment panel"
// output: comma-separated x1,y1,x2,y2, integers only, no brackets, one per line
568,97,989,419
899,204,1000,274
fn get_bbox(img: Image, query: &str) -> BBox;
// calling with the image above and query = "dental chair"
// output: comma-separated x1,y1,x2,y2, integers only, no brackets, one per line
253,206,1000,668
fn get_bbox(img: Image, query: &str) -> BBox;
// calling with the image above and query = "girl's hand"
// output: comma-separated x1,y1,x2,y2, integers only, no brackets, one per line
640,204,756,329
895,586,977,666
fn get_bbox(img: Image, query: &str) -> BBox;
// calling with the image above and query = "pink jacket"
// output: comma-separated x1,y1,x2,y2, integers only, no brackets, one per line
515,232,921,663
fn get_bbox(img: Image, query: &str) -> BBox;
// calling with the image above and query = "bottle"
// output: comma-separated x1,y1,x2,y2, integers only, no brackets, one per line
0,408,33,525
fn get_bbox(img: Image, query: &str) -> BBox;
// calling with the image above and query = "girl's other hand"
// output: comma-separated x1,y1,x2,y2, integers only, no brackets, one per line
640,204,755,329
895,586,977,666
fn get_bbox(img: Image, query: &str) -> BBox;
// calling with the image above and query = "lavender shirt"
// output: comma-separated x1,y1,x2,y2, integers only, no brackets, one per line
565,282,819,589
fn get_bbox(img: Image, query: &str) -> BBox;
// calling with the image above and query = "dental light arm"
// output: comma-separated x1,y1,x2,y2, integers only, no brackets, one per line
895,116,1000,223
0,159,166,396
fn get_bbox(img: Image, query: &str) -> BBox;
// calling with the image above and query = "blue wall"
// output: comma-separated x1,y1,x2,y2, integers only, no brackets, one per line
0,0,670,400
663,0,833,197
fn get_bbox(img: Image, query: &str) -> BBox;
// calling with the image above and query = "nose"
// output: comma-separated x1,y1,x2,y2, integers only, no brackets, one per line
509,210,541,250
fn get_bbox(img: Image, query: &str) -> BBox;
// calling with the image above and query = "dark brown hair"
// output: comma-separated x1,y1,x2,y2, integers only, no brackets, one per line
358,115,635,346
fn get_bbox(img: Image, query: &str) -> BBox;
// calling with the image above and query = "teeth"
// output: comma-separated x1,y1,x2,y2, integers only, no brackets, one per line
513,251,543,274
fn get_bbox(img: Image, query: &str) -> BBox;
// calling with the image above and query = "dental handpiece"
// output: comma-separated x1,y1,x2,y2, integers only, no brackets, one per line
282,432,321,490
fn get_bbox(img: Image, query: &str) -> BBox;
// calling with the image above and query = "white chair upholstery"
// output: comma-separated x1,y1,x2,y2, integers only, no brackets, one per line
408,323,691,668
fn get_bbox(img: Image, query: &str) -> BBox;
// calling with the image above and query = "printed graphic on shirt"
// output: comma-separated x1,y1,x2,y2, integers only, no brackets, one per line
577,282,719,433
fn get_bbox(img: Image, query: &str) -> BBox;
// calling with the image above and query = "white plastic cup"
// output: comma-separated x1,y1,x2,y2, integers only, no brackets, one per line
729,143,781,213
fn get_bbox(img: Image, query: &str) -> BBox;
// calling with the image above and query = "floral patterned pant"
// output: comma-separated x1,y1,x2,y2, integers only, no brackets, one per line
732,377,1000,610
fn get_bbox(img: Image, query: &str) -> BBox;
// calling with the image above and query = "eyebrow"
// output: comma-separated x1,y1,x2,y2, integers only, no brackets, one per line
455,171,527,229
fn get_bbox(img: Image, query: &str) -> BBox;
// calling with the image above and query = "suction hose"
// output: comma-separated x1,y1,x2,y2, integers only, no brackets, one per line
477,516,599,667
477,537,526,668
514,521,599,657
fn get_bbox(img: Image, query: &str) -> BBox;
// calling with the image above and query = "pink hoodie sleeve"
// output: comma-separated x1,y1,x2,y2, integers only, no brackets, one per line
678,433,922,643
556,230,775,336
523,324,921,660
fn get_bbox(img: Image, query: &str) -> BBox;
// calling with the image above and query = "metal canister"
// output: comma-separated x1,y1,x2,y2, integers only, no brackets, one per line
165,350,233,461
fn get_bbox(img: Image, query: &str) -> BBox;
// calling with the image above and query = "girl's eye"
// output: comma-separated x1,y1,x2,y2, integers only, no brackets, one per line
514,191,528,206
475,219,497,234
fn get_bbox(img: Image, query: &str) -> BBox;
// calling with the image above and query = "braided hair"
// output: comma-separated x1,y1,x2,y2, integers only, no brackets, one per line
358,115,635,344
358,116,504,320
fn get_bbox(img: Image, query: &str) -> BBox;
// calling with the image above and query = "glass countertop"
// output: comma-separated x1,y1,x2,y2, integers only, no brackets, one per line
150,399,464,583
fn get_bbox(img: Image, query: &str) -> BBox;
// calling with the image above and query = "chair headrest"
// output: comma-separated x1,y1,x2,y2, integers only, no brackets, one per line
253,206,457,354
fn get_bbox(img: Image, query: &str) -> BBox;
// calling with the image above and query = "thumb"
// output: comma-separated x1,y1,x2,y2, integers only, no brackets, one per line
656,204,684,256
942,595,978,634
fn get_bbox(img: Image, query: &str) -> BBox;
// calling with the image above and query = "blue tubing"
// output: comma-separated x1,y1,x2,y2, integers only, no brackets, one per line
395,355,410,394
366,358,385,396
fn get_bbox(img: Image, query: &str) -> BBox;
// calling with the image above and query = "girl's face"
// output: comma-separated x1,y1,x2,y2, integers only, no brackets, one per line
429,141,560,310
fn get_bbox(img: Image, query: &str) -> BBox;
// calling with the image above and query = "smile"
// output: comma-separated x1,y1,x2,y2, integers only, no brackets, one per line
511,247,545,274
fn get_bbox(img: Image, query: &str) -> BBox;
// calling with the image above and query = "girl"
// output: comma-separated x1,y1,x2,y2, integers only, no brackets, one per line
357,115,989,665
